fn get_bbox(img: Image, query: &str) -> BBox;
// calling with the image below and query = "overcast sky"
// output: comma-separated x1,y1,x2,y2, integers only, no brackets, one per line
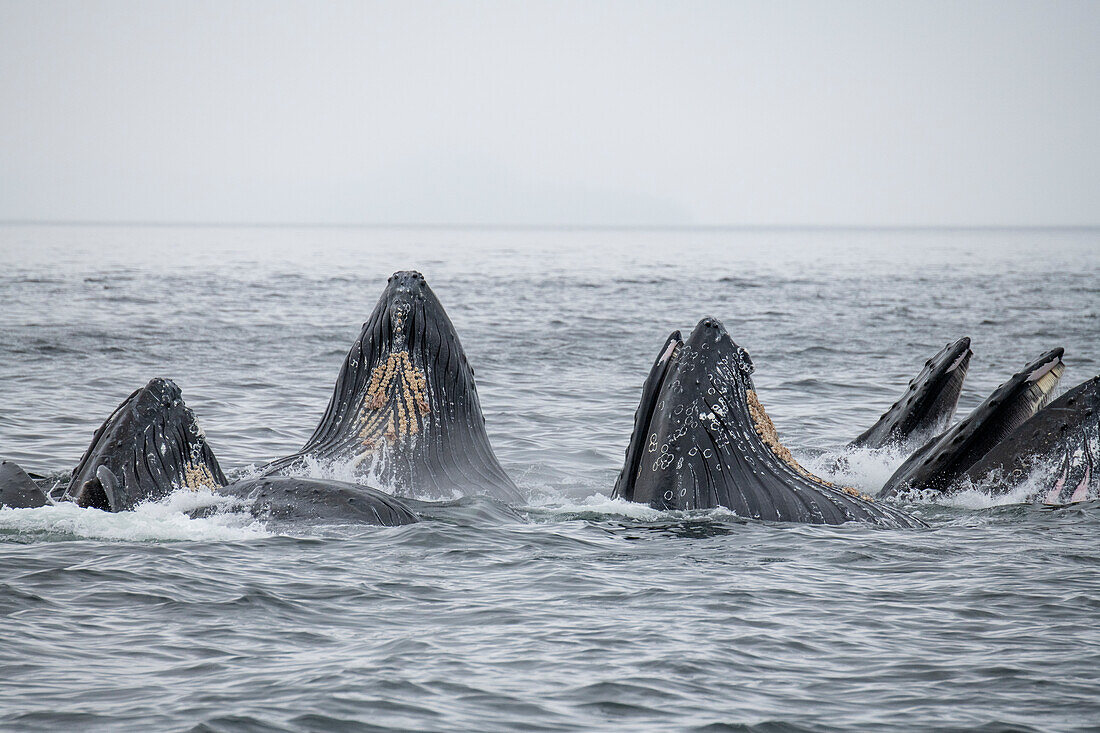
1,0,1098,226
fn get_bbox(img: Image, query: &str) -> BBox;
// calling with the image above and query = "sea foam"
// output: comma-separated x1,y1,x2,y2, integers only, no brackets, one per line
0,488,270,542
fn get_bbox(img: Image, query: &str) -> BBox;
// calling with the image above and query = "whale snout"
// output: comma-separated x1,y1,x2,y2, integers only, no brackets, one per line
388,270,427,290
382,271,432,309
370,270,453,353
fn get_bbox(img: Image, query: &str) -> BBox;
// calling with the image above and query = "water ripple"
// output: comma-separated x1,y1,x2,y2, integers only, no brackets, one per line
0,226,1098,731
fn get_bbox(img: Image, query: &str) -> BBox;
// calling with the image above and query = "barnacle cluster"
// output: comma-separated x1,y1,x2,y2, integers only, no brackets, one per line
359,351,431,447
182,461,219,491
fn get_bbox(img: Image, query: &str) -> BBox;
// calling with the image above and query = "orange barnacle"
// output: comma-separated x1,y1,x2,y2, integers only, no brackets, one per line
396,394,410,437
357,350,431,448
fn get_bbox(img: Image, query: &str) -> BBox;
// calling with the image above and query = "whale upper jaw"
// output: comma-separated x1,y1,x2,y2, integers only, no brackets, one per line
880,347,1066,498
849,336,973,451
263,271,521,503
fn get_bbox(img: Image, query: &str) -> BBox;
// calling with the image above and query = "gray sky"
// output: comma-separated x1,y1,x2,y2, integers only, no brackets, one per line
1,0,1098,226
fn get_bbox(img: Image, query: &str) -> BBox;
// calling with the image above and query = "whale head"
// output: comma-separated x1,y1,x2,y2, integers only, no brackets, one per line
613,317,924,527
69,378,226,511
268,271,520,502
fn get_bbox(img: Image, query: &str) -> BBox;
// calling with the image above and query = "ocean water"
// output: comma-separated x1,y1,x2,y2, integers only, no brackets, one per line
0,225,1098,732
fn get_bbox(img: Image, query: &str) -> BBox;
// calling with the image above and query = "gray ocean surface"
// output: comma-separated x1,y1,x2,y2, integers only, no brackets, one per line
0,225,1098,732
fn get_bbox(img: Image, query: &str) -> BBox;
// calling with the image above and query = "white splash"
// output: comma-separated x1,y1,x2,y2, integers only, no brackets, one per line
934,481,1041,510
942,453,1072,509
525,492,670,520
0,489,270,542
814,442,1089,510
807,445,911,494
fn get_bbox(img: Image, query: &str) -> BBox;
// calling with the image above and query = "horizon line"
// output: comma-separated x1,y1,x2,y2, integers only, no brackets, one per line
2,220,1099,232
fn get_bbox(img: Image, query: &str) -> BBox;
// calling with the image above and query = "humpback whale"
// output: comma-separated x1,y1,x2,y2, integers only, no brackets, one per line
260,271,521,504
612,318,925,528
962,375,1099,503
878,348,1065,498
849,337,972,450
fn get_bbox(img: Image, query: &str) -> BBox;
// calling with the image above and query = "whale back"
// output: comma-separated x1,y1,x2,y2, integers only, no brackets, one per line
220,476,419,526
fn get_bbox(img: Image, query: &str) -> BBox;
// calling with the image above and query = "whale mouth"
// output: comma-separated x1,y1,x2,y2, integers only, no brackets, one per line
963,375,1100,501
1027,352,1064,388
973,348,1064,449
612,330,683,503
941,336,973,376
916,336,973,435
849,336,973,450
1024,350,1065,413
947,349,970,373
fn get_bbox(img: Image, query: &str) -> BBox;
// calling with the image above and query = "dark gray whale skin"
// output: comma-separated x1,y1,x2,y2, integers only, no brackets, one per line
218,476,418,526
849,337,972,450
0,460,48,508
962,375,1099,503
612,317,925,528
259,271,521,504
879,348,1066,499
66,378,227,512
